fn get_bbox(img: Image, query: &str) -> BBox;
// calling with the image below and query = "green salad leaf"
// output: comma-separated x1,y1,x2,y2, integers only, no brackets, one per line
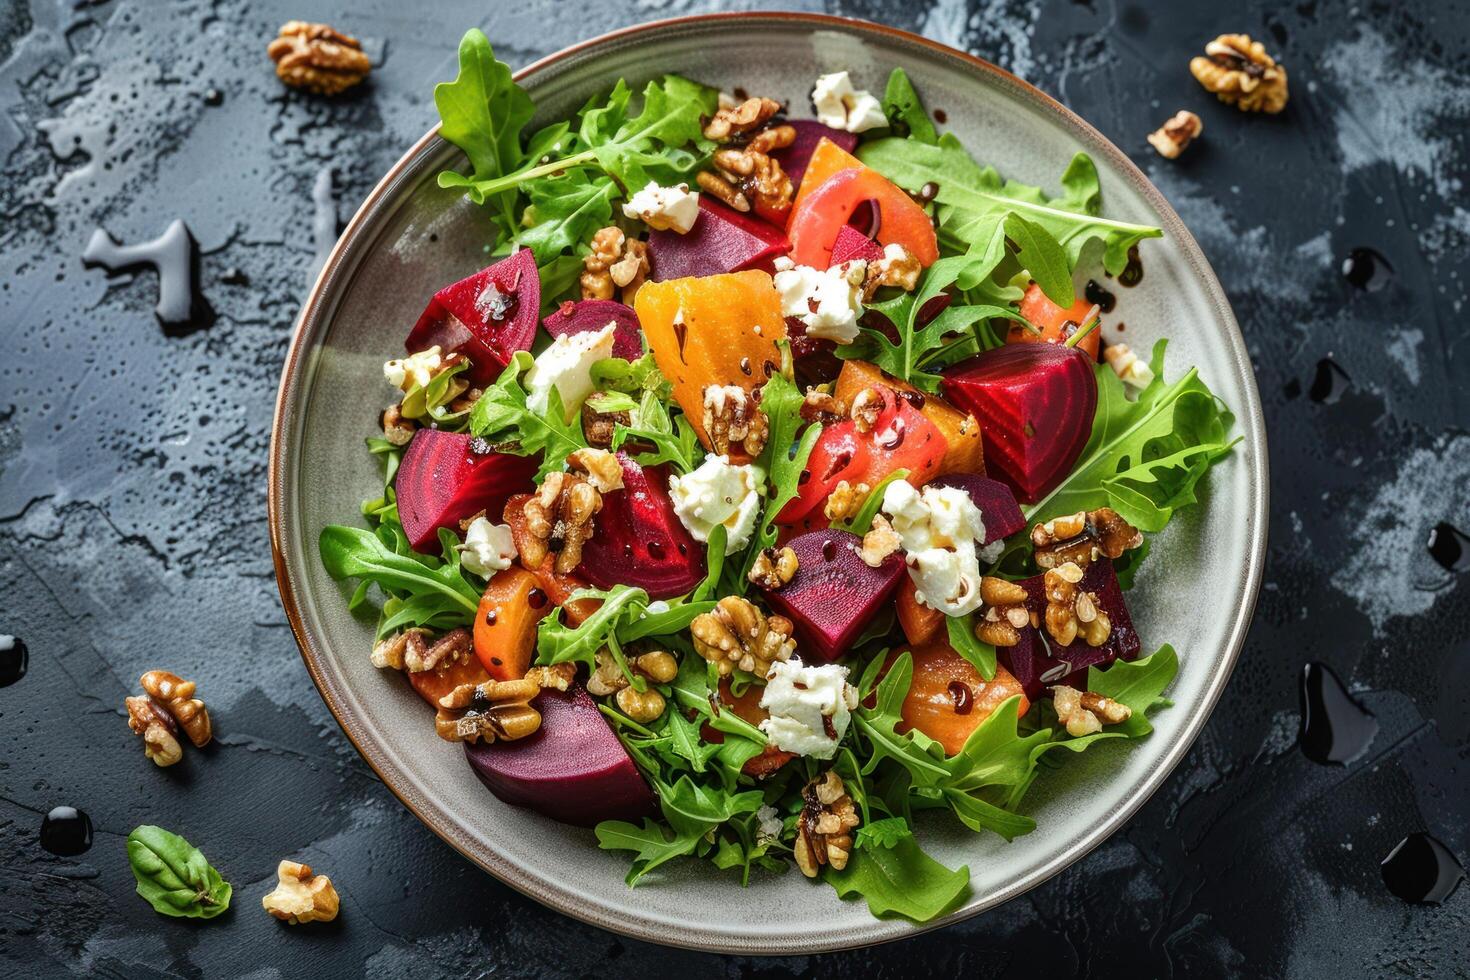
827,834,970,922
468,351,590,481
513,170,618,265
319,525,481,631
881,67,939,145
126,826,232,919
855,816,914,850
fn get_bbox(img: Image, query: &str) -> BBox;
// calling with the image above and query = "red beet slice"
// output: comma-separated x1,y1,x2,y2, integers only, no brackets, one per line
541,299,643,361
395,430,540,552
997,559,1142,699
760,529,905,662
647,197,790,281
405,249,540,386
787,317,843,388
941,344,1097,503
770,120,859,188
927,474,1026,546
465,684,654,827
576,452,705,599
829,224,885,267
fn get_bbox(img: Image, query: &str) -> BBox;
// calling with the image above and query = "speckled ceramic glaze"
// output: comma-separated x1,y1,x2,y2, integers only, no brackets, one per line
269,13,1267,954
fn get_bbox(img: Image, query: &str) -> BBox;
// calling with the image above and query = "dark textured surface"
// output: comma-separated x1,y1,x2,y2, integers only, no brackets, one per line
2,0,1468,976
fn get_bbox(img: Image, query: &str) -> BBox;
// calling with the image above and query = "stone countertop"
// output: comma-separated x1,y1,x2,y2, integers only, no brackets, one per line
1,0,1467,976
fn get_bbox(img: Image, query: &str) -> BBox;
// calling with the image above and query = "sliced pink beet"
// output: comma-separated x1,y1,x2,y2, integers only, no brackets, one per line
998,559,1142,699
647,197,790,281
941,343,1097,503
465,685,654,827
770,120,859,188
760,529,905,662
541,299,643,361
405,249,540,386
927,474,1026,546
577,452,705,599
395,430,540,552
829,224,885,267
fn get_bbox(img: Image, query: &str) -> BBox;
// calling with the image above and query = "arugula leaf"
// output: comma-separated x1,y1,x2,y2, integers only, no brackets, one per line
612,387,703,474
535,584,648,671
126,826,232,919
597,774,762,885
881,68,939,145
1004,212,1074,307
831,468,907,536
855,816,914,851
514,170,618,265
945,614,996,681
319,525,480,621
826,834,970,923
1023,341,1238,532
580,76,716,191
468,351,589,481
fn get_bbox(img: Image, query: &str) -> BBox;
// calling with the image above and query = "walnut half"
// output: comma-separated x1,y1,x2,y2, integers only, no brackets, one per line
140,669,213,748
1189,34,1288,114
794,771,861,877
435,678,542,744
691,596,795,677
267,21,371,96
703,384,768,457
262,860,340,924
521,472,601,574
1147,110,1203,159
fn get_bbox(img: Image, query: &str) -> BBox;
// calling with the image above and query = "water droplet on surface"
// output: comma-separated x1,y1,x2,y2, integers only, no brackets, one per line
1381,833,1463,904
1427,522,1470,573
1309,357,1352,404
1341,247,1393,291
1298,662,1377,764
0,635,27,687
40,806,92,856
82,220,213,332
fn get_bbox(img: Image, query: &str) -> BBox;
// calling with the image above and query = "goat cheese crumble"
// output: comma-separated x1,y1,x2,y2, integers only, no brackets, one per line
667,454,763,552
524,323,616,421
383,346,443,390
881,481,990,616
622,181,700,234
811,71,888,133
458,518,517,577
758,659,858,759
772,257,867,344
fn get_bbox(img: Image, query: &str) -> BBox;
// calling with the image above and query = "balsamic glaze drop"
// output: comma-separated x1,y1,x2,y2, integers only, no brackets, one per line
0,635,27,687
40,806,93,857
1341,247,1393,292
648,541,666,561
821,539,837,562
527,588,548,610
1309,357,1352,404
947,681,973,715
1116,245,1144,287
1381,833,1463,904
1427,522,1470,573
203,87,224,107
1084,279,1117,313
82,219,213,331
1298,662,1377,764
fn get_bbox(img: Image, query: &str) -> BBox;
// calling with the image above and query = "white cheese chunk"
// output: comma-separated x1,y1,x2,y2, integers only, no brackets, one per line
811,71,889,134
667,454,764,552
759,659,858,759
881,481,989,616
524,323,616,421
622,181,701,234
383,346,442,391
773,260,867,344
458,518,517,577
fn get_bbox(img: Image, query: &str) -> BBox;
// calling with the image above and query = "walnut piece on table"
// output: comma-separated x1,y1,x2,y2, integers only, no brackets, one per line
267,21,371,96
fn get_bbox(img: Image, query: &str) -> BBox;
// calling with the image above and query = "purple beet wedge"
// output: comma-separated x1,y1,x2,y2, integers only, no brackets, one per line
770,120,859,188
760,529,905,662
465,685,654,827
405,249,540,386
541,299,643,361
941,343,1097,503
927,474,1026,546
647,197,790,281
997,559,1142,699
395,430,540,552
829,224,885,267
577,452,705,599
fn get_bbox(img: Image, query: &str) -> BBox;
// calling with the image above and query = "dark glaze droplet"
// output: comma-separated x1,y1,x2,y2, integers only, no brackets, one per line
733,86,749,101
1342,247,1393,292
798,470,811,486
898,389,926,410
1428,522,1470,573
490,656,503,667
40,806,92,857
1084,279,1117,313
821,539,837,561
739,357,752,376
678,542,688,556
1309,357,1352,404
916,182,940,204
947,681,973,715
673,319,689,362
484,608,498,626
527,588,548,610
1116,245,1144,287
648,541,666,561
933,108,948,124
877,418,906,450
82,219,214,332
0,635,28,687
203,88,224,106
1381,833,1463,904
763,359,776,378
1298,662,1377,764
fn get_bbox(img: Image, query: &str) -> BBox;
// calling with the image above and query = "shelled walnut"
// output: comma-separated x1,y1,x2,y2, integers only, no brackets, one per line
707,143,795,216
582,400,631,448
434,678,542,744
848,387,882,433
566,448,625,493
860,515,902,568
748,546,799,590
140,670,213,748
794,770,860,877
125,696,183,767
580,227,648,302
1147,110,1203,159
371,627,472,674
586,649,676,723
703,96,782,141
1189,34,1288,114
800,389,846,425
976,576,1033,647
702,384,769,457
262,860,340,924
1042,562,1111,648
862,244,922,298
824,480,870,523
1052,685,1132,737
1030,507,1142,572
524,662,577,693
520,472,601,574
267,21,371,96
691,596,796,677
380,403,416,446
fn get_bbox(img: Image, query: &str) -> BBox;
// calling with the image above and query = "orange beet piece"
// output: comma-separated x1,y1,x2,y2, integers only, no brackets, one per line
896,577,945,646
503,495,601,625
406,651,490,708
473,567,549,680
885,641,1029,755
1009,282,1101,359
834,359,984,478
791,137,866,215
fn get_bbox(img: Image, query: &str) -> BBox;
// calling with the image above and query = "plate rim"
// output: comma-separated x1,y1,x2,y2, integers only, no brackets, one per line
268,10,1269,954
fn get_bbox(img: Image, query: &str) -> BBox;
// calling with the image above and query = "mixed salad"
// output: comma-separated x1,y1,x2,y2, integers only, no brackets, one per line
319,29,1237,922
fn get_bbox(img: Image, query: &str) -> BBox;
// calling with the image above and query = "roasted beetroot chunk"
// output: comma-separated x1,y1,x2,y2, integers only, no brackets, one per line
541,299,643,361
465,685,654,827
829,223,885,267
395,430,540,552
760,529,905,662
997,559,1142,699
405,249,540,386
769,120,860,189
941,343,1097,503
927,474,1026,546
577,453,705,599
646,197,790,281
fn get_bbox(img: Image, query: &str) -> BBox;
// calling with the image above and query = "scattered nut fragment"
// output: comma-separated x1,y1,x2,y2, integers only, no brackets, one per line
371,628,427,671
703,96,782,141
615,685,667,724
586,648,678,696
380,403,416,446
140,670,213,748
1042,562,1112,648
1030,507,1143,572
1052,685,1132,738
862,244,922,298
691,596,796,677
748,546,799,590
581,227,648,302
848,387,883,433
370,627,472,674
521,471,601,574
800,388,846,425
1189,34,1288,114
267,21,371,96
976,576,1033,647
524,662,577,692
126,695,183,767
860,514,903,568
1147,110,1203,159
567,447,625,493
702,384,769,457
262,860,340,924
1103,343,1157,389
435,678,542,744
582,400,631,448
824,480,871,524
794,770,861,878
696,170,751,213
710,144,795,216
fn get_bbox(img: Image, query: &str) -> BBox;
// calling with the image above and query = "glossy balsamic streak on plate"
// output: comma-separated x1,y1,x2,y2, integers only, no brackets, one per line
1297,662,1377,765
40,806,93,857
0,634,27,687
1084,278,1116,313
1381,833,1463,904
